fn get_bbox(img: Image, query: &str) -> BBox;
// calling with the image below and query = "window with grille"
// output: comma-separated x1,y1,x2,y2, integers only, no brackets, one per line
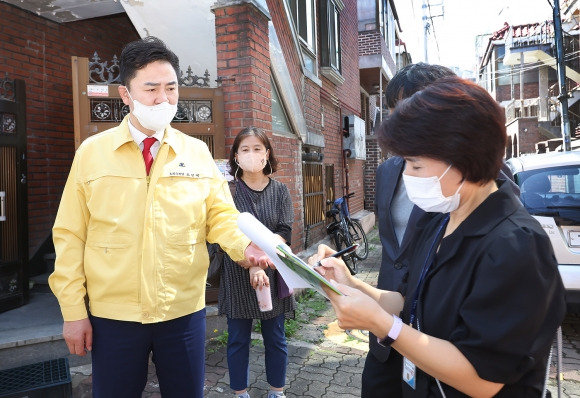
303,162,324,227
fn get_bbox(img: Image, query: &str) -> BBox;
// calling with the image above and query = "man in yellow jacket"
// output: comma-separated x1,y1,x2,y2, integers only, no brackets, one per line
49,36,268,398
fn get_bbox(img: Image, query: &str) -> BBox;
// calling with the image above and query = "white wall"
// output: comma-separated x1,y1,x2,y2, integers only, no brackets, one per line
121,0,217,85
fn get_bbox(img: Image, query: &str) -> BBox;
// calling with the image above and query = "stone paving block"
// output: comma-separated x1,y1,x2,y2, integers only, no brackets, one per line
300,363,335,377
287,377,311,396
304,379,330,397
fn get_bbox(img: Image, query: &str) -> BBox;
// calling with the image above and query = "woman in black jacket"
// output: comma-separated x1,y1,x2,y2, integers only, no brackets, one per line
316,76,566,397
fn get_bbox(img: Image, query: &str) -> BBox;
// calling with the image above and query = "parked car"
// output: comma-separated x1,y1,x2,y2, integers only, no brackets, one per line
507,151,580,311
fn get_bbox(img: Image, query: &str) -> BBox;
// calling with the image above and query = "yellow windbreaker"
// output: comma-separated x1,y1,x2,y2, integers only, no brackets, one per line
49,117,250,323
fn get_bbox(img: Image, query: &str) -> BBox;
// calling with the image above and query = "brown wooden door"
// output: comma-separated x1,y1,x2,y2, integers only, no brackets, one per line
71,55,226,304
0,76,28,312
71,56,225,157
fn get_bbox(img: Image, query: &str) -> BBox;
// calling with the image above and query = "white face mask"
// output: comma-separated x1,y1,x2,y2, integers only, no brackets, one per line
402,164,465,213
236,151,268,174
127,91,177,132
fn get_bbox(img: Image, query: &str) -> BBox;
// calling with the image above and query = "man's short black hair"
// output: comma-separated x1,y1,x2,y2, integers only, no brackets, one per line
385,62,455,108
119,36,180,88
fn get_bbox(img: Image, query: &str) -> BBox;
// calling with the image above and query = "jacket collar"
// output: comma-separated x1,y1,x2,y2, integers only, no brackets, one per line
456,180,521,237
433,180,522,265
112,115,181,154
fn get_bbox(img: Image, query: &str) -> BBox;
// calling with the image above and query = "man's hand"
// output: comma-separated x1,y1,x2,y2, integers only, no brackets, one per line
243,242,274,270
63,318,93,356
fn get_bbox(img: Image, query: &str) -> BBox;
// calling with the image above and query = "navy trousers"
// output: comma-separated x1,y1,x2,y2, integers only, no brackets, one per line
90,309,206,398
226,314,288,391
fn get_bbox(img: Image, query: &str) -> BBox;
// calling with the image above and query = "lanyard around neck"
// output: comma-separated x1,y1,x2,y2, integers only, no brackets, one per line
409,213,450,327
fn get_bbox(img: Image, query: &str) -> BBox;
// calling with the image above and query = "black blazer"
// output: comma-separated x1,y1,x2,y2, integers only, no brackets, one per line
370,156,425,362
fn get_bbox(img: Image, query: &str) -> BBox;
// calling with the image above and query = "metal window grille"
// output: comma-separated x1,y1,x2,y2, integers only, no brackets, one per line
302,162,324,227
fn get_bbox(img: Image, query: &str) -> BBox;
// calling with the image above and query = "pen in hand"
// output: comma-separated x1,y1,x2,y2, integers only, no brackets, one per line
313,244,359,268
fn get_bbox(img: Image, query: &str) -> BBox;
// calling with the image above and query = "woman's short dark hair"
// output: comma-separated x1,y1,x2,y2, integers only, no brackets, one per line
379,76,507,184
119,36,180,88
228,127,278,178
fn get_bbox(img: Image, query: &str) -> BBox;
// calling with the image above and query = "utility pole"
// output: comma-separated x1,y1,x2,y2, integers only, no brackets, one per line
421,0,444,64
554,0,571,151
422,0,430,62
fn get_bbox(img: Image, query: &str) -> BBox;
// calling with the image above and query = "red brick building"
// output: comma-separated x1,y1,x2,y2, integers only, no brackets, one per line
0,0,400,307
0,3,140,283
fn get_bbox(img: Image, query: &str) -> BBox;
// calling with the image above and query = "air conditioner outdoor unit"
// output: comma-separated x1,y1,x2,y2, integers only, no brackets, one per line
343,115,366,160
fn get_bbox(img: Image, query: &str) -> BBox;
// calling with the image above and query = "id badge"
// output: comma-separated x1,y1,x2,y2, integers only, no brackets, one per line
403,357,416,389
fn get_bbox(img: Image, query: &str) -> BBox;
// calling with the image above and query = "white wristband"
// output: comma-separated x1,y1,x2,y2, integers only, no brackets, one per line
377,315,403,347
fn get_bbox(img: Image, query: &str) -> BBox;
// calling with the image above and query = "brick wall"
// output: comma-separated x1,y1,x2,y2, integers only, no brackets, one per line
358,31,383,56
270,135,304,251
214,2,307,251
334,0,361,116
497,81,559,102
322,0,364,215
0,3,139,256
214,0,364,250
318,98,345,246
214,4,272,140
364,135,381,211
506,117,544,156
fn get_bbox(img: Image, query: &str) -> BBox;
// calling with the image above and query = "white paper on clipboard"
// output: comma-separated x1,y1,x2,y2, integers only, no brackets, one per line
237,212,343,298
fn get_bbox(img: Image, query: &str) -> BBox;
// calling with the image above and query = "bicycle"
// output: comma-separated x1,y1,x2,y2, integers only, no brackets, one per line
325,192,369,275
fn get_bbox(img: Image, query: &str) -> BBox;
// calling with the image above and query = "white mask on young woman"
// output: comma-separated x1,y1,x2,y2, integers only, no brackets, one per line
127,91,177,132
402,164,465,213
236,151,268,173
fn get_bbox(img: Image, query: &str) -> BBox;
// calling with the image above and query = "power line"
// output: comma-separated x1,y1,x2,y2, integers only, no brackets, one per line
478,50,580,79
427,0,442,62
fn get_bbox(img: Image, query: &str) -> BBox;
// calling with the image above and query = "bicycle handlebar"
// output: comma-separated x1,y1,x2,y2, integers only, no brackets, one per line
327,192,355,205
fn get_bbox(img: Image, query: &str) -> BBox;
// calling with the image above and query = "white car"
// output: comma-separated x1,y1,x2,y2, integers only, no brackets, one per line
507,151,580,311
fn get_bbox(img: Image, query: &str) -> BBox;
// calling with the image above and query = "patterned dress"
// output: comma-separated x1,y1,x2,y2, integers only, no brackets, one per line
218,178,296,319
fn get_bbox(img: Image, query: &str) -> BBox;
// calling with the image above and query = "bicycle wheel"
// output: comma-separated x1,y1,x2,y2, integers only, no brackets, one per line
332,230,358,275
347,220,368,260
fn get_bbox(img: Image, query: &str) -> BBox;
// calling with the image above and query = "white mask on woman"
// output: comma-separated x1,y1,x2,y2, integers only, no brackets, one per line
127,91,177,132
236,151,268,173
402,164,464,213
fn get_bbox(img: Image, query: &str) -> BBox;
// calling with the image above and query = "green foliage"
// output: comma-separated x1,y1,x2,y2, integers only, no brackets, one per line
284,318,300,338
344,335,356,343
215,329,228,346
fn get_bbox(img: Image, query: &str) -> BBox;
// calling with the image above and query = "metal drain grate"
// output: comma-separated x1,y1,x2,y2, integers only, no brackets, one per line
345,328,369,343
0,358,72,398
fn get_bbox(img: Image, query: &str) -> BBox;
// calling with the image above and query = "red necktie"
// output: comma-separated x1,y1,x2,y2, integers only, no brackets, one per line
142,137,157,175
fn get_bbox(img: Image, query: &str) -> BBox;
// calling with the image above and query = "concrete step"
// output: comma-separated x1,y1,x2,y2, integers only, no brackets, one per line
0,291,227,371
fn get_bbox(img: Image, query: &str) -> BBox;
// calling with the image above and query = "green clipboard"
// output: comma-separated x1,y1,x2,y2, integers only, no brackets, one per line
275,245,344,297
